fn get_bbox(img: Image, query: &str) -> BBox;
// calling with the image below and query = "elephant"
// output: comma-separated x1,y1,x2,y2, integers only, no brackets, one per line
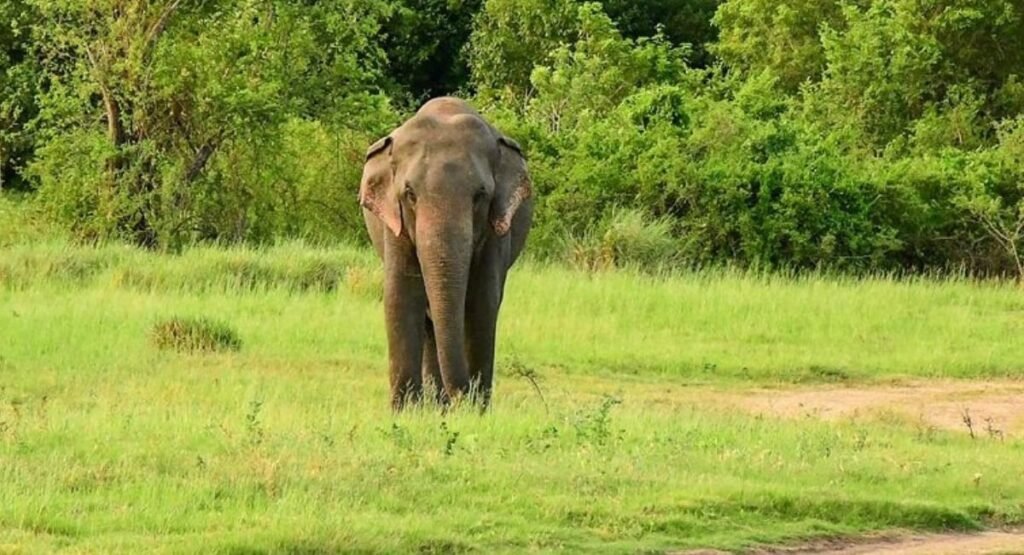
358,96,533,411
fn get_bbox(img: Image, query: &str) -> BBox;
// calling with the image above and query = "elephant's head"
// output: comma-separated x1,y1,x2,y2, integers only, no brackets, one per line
358,103,531,395
359,114,530,246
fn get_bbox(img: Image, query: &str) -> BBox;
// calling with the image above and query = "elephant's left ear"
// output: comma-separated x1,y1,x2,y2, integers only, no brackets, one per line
491,136,532,237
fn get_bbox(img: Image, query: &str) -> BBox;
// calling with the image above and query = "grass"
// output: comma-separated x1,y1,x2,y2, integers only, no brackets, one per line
2,238,1024,552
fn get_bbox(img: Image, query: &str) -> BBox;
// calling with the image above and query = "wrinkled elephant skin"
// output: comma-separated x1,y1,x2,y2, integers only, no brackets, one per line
358,97,533,411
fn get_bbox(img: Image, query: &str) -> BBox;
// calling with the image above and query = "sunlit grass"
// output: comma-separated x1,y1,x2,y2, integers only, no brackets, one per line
1,241,1023,552
3,241,1022,381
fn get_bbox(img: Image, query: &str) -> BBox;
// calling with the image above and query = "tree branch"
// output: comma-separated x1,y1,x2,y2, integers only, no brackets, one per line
84,44,126,148
184,140,219,183
144,0,181,56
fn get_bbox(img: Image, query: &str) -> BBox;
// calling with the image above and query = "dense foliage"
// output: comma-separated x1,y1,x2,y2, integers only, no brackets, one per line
2,0,1023,276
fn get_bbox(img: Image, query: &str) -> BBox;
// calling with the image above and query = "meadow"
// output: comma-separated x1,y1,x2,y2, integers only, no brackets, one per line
5,0,1024,550
1,236,1023,553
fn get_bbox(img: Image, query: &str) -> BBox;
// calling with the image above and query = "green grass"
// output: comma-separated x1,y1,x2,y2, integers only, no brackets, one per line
2,240,1024,553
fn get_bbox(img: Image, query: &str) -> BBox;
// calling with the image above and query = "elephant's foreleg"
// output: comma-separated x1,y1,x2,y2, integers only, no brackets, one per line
422,318,447,405
466,271,504,410
383,244,427,411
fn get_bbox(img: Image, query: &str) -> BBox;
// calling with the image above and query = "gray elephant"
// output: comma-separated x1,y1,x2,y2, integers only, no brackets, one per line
359,97,533,411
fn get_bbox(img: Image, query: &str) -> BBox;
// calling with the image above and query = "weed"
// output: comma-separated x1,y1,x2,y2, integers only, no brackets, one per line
505,357,548,413
527,425,560,452
440,421,459,456
245,399,265,448
574,395,623,446
984,417,1005,442
383,422,411,450
961,408,976,439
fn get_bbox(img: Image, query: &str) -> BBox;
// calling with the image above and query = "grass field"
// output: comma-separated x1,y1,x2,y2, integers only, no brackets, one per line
2,239,1024,553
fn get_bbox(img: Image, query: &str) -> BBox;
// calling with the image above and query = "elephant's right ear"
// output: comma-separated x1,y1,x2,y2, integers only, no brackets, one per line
359,136,403,237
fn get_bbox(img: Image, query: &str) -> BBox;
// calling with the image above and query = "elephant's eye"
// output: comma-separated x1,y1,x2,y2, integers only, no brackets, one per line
404,185,417,203
473,188,487,204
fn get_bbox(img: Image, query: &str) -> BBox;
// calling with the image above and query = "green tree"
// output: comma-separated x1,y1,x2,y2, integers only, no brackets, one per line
480,3,690,246
712,0,849,92
28,0,392,247
809,0,1024,150
382,0,483,101
0,0,37,192
598,0,721,66
468,0,580,100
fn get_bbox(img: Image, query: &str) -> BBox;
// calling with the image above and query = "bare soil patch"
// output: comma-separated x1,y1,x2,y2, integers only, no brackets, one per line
678,530,1024,554
804,530,1024,554
717,380,1024,437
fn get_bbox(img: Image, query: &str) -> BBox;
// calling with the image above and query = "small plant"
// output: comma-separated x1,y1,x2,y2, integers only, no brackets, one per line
383,422,411,450
150,317,242,353
245,398,265,448
440,421,460,456
984,417,1005,442
961,407,976,439
527,426,560,452
505,357,548,413
574,395,623,446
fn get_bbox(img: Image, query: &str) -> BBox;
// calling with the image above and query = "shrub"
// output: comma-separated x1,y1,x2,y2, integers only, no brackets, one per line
150,317,242,353
566,208,680,271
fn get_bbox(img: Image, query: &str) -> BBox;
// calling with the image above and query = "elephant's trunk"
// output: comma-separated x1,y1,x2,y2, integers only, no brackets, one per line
419,223,472,400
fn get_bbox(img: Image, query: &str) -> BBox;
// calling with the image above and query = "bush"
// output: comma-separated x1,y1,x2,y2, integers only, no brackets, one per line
150,317,242,353
27,0,394,249
566,208,680,271
0,195,58,247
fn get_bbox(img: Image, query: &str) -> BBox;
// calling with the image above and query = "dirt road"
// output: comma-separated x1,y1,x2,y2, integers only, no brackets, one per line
719,380,1024,438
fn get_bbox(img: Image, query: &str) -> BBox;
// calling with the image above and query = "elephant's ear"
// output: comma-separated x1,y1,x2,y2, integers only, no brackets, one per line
359,136,403,237
491,136,532,237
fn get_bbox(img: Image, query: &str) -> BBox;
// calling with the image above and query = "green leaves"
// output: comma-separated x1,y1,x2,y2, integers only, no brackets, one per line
24,0,394,247
4,0,1024,274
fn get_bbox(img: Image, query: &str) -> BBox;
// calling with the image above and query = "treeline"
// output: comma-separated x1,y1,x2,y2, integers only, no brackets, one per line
2,0,1024,276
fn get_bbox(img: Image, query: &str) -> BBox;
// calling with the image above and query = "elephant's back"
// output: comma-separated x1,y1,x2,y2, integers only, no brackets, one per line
409,98,497,137
416,96,480,119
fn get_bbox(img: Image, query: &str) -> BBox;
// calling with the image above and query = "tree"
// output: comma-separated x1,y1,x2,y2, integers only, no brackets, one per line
28,0,391,247
598,0,721,66
0,0,37,192
468,0,580,101
957,117,1024,279
381,0,482,101
712,0,848,92
790,1,1022,153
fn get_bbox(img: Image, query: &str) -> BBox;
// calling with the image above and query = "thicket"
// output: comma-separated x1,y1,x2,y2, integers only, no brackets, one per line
2,0,1024,276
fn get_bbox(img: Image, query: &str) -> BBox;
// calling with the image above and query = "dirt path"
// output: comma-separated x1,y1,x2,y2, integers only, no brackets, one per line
715,380,1024,438
680,530,1024,554
808,530,1024,554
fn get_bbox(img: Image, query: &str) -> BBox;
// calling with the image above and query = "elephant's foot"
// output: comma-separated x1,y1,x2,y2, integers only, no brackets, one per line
390,379,425,412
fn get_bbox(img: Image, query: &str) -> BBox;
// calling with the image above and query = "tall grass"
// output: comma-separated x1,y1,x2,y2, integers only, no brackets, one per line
0,194,60,247
3,240,1023,381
